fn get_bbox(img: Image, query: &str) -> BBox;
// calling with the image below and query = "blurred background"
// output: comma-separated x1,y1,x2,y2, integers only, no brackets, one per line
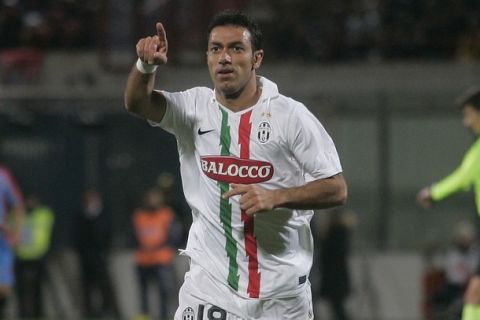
1,0,480,319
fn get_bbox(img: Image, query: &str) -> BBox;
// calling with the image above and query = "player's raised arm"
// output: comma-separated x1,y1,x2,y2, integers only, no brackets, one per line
124,22,168,123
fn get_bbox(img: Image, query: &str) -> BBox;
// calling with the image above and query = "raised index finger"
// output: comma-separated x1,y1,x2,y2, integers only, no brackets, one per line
156,22,166,41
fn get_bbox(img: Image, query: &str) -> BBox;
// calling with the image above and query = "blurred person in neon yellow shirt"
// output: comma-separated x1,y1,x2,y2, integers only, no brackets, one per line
417,86,480,320
14,193,54,319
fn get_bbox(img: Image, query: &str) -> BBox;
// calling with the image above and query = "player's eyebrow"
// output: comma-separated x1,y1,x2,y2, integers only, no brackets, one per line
209,41,246,48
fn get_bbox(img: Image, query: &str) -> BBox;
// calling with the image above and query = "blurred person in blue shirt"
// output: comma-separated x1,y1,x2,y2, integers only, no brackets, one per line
0,163,24,316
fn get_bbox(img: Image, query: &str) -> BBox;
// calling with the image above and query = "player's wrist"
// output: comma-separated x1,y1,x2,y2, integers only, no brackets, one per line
272,189,288,209
136,58,158,74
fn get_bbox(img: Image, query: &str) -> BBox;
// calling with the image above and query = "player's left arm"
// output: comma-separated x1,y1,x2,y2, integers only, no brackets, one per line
224,103,347,215
223,173,347,215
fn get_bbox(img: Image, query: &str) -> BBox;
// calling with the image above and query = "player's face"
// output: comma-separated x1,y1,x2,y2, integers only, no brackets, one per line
463,104,480,135
207,25,263,98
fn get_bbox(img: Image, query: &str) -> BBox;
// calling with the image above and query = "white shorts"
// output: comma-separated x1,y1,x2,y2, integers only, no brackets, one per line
175,263,314,320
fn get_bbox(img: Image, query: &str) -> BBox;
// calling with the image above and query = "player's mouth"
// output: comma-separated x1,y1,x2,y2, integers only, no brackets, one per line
216,68,234,78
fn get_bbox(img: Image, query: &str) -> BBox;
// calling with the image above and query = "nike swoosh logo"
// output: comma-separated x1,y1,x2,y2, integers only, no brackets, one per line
197,128,215,135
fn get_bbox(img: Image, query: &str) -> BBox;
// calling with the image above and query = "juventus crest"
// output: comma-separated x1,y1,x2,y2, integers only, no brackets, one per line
257,121,271,144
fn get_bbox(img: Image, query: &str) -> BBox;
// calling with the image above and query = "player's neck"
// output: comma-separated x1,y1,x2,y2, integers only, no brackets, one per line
216,79,261,113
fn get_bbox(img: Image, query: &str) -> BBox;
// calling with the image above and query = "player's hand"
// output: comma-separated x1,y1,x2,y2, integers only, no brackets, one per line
416,186,433,209
223,184,277,215
136,22,168,65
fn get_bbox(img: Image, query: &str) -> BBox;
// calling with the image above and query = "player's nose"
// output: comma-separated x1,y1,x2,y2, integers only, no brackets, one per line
219,50,232,64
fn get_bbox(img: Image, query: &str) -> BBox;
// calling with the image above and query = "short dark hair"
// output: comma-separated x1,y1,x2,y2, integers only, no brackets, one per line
207,10,263,52
456,86,480,111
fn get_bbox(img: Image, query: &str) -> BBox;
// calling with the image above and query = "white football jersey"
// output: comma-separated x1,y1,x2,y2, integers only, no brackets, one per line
151,76,342,299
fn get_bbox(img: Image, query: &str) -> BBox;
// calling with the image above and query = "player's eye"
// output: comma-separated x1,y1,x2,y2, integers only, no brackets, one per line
209,46,221,53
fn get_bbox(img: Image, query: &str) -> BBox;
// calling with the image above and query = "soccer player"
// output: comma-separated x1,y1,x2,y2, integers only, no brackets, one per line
0,163,24,316
417,86,480,320
125,10,347,320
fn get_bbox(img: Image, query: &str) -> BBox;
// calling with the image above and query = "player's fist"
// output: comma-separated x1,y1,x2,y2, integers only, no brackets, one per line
136,22,168,65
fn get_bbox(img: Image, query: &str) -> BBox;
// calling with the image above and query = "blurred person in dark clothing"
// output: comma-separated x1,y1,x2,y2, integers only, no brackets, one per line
14,193,54,318
74,188,119,318
133,188,183,320
319,209,356,320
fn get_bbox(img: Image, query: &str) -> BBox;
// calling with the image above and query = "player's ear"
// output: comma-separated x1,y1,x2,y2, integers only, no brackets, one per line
252,50,264,69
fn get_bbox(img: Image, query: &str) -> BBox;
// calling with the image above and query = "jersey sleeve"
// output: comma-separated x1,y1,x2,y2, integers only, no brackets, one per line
147,87,207,140
431,139,480,202
288,102,343,182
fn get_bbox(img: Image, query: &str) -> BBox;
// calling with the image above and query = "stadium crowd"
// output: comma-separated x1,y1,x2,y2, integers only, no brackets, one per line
0,0,479,62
